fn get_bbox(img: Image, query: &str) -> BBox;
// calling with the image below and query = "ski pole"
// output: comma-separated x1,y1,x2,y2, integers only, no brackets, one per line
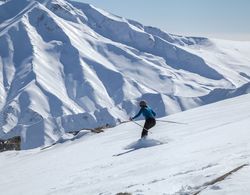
130,120,152,133
156,119,188,125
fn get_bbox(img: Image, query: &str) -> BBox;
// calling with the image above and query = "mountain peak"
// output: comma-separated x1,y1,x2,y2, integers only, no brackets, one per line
0,0,250,149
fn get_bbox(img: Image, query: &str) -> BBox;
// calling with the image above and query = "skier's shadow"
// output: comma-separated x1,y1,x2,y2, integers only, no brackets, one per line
113,139,164,157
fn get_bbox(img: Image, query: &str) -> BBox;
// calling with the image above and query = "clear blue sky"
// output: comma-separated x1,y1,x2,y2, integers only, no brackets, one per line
76,0,250,41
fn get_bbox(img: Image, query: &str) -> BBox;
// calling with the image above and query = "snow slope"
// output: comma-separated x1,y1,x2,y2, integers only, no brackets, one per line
0,0,250,149
0,93,250,195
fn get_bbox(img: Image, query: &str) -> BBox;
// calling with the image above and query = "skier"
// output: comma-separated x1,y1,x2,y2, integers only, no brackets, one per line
130,100,156,139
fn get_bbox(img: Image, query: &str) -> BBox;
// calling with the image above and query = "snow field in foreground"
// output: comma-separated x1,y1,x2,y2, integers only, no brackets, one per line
0,93,250,194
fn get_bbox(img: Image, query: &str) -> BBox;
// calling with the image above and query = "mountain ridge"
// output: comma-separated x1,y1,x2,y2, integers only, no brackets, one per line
0,0,250,149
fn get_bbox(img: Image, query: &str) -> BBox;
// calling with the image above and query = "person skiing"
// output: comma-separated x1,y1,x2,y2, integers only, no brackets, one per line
130,100,156,138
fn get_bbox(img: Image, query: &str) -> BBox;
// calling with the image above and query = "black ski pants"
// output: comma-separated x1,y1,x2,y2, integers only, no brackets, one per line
141,118,156,138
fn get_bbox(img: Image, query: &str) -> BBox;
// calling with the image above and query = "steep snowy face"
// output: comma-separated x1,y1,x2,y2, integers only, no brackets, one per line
0,0,250,149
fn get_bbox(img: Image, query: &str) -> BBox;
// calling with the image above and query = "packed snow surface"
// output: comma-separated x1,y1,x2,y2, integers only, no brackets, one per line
0,0,250,149
0,93,250,195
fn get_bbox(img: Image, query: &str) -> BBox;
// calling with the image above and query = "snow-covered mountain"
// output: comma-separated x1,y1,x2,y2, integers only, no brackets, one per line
0,0,250,149
1,91,250,195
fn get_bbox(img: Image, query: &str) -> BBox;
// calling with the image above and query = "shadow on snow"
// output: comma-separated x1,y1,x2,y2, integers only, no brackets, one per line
113,138,165,157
